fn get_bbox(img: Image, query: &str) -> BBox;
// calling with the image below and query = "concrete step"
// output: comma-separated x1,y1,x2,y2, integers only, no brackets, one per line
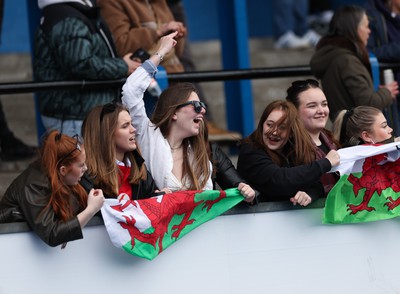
0,157,37,200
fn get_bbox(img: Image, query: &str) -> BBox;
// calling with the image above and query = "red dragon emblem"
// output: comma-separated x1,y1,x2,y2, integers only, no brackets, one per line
347,152,400,214
110,190,227,253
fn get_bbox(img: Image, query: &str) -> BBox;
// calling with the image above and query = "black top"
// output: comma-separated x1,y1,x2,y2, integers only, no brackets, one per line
237,142,332,202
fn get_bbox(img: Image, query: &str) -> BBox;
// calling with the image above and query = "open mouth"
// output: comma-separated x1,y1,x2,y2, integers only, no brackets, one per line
193,117,203,124
268,135,281,142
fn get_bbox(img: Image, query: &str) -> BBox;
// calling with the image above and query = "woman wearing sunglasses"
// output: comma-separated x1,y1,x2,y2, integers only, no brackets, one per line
82,102,170,199
0,131,104,247
237,100,340,206
121,32,255,202
286,79,340,195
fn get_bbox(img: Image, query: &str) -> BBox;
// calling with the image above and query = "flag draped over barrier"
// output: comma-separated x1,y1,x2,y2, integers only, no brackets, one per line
101,188,244,260
324,142,400,224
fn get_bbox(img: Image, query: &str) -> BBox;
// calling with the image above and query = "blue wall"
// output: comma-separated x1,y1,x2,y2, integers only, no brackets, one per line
0,0,365,53
0,0,30,52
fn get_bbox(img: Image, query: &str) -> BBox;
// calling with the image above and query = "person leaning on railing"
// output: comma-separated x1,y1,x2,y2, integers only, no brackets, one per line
0,131,104,247
237,100,340,206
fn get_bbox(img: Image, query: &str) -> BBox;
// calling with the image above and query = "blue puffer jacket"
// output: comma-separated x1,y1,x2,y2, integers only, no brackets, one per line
34,2,128,120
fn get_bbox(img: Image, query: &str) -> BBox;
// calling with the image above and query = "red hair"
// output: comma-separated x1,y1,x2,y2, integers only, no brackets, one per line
40,131,87,221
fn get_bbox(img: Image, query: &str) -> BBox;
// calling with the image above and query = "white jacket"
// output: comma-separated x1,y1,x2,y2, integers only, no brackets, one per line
121,61,213,191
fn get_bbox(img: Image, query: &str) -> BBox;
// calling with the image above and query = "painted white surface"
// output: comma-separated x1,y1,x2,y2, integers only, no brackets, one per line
1,208,400,294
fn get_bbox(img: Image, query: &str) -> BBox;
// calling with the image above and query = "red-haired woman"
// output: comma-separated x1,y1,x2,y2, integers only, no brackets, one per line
237,101,340,206
0,131,104,247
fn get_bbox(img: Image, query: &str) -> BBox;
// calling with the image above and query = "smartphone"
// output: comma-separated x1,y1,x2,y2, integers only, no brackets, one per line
131,48,150,63
152,191,166,197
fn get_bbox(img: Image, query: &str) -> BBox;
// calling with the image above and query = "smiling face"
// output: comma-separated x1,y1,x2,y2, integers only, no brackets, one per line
357,13,370,46
173,91,205,138
297,87,329,135
362,112,393,144
61,149,87,186
114,110,136,161
262,109,289,151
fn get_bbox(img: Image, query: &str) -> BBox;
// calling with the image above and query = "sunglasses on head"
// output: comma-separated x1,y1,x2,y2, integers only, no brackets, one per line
291,79,319,88
56,134,82,164
100,102,118,122
176,101,207,114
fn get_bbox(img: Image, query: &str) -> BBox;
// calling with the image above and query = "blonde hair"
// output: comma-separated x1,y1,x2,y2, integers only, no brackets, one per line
333,106,382,146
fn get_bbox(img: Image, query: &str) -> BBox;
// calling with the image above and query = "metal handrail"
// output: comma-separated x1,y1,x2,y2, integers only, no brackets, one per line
0,63,398,95
0,65,311,95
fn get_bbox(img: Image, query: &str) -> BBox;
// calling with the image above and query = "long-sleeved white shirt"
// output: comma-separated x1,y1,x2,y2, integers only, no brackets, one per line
121,61,213,191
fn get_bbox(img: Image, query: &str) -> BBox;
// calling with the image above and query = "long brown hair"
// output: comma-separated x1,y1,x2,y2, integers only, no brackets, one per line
40,131,87,221
151,82,210,190
82,103,148,197
319,5,370,66
242,100,316,166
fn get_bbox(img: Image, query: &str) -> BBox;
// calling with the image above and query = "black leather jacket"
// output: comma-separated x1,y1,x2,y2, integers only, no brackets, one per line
210,142,243,189
210,142,259,202
0,161,84,247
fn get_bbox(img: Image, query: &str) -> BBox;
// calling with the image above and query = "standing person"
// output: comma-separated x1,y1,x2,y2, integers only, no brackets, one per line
365,0,400,135
0,0,37,161
310,5,399,121
286,79,339,194
237,100,340,205
365,0,400,64
273,0,321,49
333,106,395,146
121,32,255,202
97,0,241,140
34,0,139,137
97,0,186,73
82,102,171,199
0,102,37,161
0,131,104,247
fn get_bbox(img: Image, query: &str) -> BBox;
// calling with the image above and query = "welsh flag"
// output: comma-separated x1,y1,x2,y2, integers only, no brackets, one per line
324,142,400,224
101,188,244,260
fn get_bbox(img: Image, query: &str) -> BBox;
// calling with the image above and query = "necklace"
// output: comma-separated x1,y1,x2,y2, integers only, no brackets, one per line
170,144,183,153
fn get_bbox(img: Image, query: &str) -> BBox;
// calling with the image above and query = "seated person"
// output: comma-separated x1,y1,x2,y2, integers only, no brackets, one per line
332,106,395,146
286,79,339,194
0,131,104,247
237,100,340,206
82,102,171,199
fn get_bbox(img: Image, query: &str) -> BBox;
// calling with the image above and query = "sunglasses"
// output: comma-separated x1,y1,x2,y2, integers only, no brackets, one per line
291,79,319,88
56,134,82,164
100,102,118,122
176,101,207,114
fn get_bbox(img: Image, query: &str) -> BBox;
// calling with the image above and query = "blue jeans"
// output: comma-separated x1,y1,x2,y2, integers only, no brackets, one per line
41,115,83,137
273,0,308,39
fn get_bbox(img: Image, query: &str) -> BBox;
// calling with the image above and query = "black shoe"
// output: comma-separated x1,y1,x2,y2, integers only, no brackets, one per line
0,134,38,161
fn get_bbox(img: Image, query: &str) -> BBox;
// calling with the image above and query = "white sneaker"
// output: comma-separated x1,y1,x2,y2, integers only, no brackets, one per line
274,31,310,49
320,10,334,24
302,29,321,47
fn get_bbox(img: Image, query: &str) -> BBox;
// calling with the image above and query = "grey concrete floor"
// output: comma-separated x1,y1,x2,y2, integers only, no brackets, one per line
0,37,316,196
